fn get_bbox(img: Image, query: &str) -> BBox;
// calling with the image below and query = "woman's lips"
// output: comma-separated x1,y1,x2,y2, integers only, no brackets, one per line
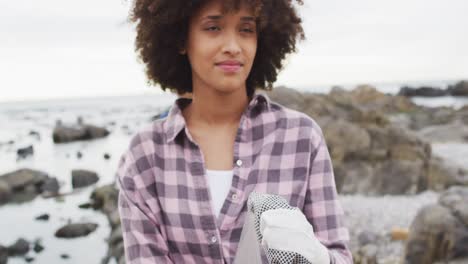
216,64,242,73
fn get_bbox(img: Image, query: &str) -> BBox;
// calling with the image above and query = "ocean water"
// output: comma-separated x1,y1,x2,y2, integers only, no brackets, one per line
0,85,466,263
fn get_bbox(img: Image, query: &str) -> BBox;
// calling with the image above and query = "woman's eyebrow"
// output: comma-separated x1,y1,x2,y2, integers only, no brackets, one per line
202,15,256,22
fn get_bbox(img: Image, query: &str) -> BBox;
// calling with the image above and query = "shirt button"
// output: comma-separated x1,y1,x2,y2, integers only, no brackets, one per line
210,236,218,244
235,159,243,167
232,193,238,200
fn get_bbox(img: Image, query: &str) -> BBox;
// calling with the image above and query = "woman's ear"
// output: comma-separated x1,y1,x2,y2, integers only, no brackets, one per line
179,47,186,55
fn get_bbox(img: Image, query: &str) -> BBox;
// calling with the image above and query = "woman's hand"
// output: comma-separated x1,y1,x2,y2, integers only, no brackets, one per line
260,208,331,264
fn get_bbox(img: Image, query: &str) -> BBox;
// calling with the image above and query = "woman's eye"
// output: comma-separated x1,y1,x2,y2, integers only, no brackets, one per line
205,26,220,31
241,28,255,33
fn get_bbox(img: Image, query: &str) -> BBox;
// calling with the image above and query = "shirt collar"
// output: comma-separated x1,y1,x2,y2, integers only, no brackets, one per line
164,92,271,143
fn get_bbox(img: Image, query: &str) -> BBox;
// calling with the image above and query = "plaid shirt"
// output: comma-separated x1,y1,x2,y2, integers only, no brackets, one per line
116,92,353,264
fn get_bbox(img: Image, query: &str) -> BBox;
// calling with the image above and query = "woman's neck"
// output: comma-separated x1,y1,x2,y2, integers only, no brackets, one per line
183,88,249,130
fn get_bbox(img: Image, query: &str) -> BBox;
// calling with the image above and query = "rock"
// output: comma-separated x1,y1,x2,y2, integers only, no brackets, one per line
60,253,70,259
0,245,8,264
39,177,60,195
16,145,34,159
266,86,441,195
8,238,29,256
33,241,44,253
449,80,468,96
334,161,374,194
0,169,48,191
0,181,11,205
108,226,123,247
373,160,422,195
71,170,99,189
417,121,468,142
35,213,49,221
90,184,119,214
439,186,468,226
55,223,98,238
28,130,41,140
405,187,468,264
53,123,110,143
399,86,448,97
357,230,379,246
78,202,93,209
321,119,371,164
426,156,468,191
25,256,34,262
108,210,121,228
354,244,378,264
76,151,83,159
104,153,111,160
109,241,125,260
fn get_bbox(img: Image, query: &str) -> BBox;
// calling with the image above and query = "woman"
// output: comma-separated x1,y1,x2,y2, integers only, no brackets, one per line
116,0,353,263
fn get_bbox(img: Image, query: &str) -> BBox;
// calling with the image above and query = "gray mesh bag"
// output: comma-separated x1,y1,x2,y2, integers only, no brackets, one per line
234,192,313,264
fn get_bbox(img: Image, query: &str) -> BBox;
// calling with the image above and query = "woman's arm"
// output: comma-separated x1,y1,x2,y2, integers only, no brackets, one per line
117,150,174,264
303,130,353,264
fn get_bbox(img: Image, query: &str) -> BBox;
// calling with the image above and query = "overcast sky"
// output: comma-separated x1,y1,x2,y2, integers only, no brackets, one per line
0,0,467,102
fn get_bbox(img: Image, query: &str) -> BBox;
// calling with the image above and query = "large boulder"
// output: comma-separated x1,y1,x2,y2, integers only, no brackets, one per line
404,186,468,263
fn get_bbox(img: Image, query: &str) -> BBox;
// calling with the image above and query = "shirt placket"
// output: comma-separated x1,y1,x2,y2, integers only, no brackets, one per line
185,127,224,263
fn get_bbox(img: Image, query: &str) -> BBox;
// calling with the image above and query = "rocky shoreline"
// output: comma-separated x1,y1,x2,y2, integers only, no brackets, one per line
1,84,468,264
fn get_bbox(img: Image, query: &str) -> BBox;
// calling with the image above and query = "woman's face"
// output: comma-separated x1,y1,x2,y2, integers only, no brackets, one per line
185,0,258,95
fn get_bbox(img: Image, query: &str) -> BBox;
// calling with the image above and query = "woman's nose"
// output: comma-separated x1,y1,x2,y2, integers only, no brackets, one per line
221,33,241,55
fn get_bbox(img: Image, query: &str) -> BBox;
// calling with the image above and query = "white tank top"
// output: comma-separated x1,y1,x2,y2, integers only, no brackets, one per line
206,169,234,217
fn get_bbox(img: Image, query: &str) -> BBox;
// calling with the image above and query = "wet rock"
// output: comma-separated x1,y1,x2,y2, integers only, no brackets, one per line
55,223,98,238
0,245,8,264
8,238,29,256
17,145,34,159
28,130,41,140
90,183,118,214
0,169,55,204
78,202,93,209
39,177,60,195
0,181,11,205
71,170,99,189
53,122,110,143
33,240,44,253
0,169,48,191
35,213,49,221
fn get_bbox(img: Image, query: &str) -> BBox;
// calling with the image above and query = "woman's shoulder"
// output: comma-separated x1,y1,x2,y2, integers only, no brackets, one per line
267,98,324,139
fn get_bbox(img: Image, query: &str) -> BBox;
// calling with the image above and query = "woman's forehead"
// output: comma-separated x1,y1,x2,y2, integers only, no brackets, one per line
194,0,257,19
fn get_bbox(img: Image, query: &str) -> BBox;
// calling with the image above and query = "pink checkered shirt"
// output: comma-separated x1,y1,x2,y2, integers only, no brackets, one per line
116,92,353,263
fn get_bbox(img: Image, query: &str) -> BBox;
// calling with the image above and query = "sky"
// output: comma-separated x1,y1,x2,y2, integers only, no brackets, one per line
0,0,467,102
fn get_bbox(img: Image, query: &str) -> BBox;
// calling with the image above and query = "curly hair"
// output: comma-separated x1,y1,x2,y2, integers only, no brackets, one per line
128,0,305,98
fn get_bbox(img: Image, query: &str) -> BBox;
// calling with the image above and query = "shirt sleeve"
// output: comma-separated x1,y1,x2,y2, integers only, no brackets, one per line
116,149,174,264
303,128,354,264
